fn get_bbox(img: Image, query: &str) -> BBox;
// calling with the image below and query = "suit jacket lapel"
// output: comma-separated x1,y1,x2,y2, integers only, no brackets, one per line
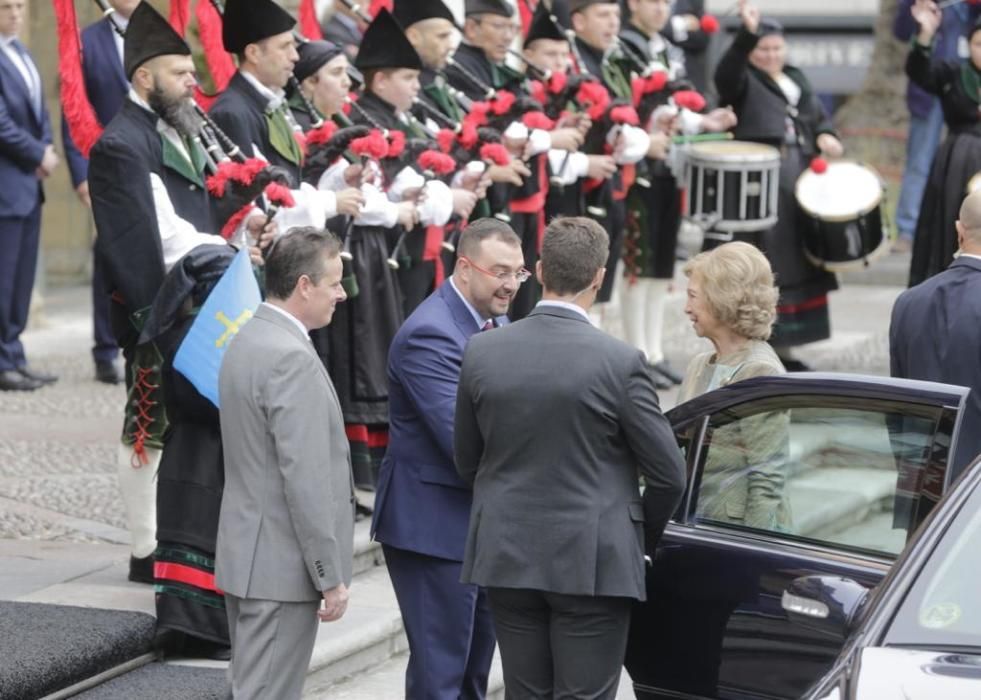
0,46,32,118
161,133,206,187
96,19,128,92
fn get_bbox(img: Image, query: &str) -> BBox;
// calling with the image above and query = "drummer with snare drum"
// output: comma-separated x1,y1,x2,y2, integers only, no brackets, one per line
713,0,844,371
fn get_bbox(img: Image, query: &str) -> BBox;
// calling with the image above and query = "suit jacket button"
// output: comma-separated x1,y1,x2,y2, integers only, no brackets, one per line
189,184,197,191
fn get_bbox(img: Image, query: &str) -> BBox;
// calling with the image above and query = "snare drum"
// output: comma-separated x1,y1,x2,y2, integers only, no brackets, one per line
795,161,887,272
683,141,781,232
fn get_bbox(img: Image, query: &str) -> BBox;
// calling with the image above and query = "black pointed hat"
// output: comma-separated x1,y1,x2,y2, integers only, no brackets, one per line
222,0,297,54
355,8,424,71
294,40,345,83
567,0,617,14
465,0,514,18
524,2,567,47
123,2,191,80
393,0,457,29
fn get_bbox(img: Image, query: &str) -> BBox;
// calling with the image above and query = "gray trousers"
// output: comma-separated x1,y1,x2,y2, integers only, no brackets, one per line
487,587,632,700
225,594,320,700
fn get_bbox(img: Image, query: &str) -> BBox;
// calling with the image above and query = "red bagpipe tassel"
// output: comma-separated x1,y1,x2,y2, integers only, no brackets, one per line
298,0,324,40
53,0,103,157
367,0,394,18
168,0,192,38
196,0,236,95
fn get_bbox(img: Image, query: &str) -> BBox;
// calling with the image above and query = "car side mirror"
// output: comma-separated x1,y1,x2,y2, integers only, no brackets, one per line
781,575,870,639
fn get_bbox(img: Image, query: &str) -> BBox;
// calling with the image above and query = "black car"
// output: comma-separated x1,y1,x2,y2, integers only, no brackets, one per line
801,447,981,699
625,373,971,699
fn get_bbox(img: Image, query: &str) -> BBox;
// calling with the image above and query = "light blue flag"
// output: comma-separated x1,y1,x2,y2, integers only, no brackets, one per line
173,247,261,407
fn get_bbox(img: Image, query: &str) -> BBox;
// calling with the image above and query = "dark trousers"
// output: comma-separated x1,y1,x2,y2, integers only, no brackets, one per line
487,587,632,700
91,247,118,364
383,544,497,700
0,206,41,371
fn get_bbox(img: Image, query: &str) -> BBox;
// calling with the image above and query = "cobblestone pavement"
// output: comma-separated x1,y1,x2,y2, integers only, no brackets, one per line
0,271,898,544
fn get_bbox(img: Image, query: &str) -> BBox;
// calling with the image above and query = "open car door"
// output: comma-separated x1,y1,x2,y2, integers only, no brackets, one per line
625,374,970,700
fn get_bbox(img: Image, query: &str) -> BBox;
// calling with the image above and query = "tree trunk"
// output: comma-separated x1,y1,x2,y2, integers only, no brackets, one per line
833,0,908,179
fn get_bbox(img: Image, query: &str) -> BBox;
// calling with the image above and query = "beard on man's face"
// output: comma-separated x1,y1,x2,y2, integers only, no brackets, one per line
147,82,199,136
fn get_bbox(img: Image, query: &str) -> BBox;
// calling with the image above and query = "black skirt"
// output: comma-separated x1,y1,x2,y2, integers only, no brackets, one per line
910,129,981,287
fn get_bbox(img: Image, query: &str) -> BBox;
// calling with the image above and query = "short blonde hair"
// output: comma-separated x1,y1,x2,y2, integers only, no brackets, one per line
683,242,779,341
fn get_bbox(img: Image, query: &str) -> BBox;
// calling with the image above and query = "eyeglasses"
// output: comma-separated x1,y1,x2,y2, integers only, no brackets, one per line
461,256,531,285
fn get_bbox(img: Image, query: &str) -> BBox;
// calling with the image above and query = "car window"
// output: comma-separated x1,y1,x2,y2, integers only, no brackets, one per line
885,476,981,649
690,397,947,558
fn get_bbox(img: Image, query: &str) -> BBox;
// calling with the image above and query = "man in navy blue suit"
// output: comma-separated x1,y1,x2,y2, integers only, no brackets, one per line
372,218,526,699
891,188,981,479
62,0,139,384
0,0,59,392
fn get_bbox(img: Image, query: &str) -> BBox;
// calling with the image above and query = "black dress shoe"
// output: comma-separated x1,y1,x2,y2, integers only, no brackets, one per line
128,555,155,584
651,360,683,386
0,370,42,391
651,372,673,390
95,360,122,385
17,366,58,384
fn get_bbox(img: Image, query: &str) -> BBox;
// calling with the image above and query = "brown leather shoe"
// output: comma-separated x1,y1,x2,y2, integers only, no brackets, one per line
0,370,42,391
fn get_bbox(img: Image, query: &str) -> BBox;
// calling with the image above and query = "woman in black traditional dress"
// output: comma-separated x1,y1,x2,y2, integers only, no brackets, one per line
907,0,981,287
713,0,844,370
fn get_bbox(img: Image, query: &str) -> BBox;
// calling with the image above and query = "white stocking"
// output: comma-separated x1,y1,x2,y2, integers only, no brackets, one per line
644,278,672,365
116,443,159,559
621,278,651,358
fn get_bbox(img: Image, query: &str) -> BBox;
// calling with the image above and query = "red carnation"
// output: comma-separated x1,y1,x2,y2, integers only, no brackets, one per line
305,121,338,147
673,89,706,113
479,143,511,166
547,71,567,95
700,14,720,34
490,90,516,116
577,81,611,121
609,105,640,126
264,182,296,208
436,128,457,154
351,129,389,160
810,157,828,174
387,130,406,158
522,111,556,130
458,121,479,149
646,71,668,93
529,79,547,106
418,150,457,176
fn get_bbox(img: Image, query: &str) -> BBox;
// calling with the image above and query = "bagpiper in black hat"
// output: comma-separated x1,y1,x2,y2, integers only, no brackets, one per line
393,0,457,29
222,0,297,54
355,8,424,71
464,0,515,18
567,0,618,14
524,1,567,47
123,1,191,80
293,39,346,83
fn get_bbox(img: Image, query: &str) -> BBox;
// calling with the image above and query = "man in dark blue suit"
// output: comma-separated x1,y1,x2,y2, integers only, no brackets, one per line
891,189,981,479
62,0,139,384
372,218,526,699
0,0,59,392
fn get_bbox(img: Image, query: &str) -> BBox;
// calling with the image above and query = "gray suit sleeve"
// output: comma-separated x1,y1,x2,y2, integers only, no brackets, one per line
267,351,343,592
619,354,687,550
453,343,485,487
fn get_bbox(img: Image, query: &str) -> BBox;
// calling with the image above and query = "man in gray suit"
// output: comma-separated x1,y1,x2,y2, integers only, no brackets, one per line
216,227,356,700
454,216,687,699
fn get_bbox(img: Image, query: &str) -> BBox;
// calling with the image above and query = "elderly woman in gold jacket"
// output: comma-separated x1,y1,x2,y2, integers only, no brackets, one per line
678,242,792,531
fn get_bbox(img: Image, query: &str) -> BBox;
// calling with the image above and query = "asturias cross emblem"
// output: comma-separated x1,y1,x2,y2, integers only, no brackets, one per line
215,309,254,348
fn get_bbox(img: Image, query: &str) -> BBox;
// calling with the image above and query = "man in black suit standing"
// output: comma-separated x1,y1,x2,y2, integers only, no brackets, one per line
891,189,981,479
454,216,686,699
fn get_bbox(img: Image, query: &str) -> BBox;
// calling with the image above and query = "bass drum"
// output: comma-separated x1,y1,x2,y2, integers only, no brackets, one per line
796,161,887,272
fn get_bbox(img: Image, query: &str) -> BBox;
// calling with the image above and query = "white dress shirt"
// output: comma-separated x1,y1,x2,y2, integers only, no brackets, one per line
262,301,310,339
0,34,40,114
